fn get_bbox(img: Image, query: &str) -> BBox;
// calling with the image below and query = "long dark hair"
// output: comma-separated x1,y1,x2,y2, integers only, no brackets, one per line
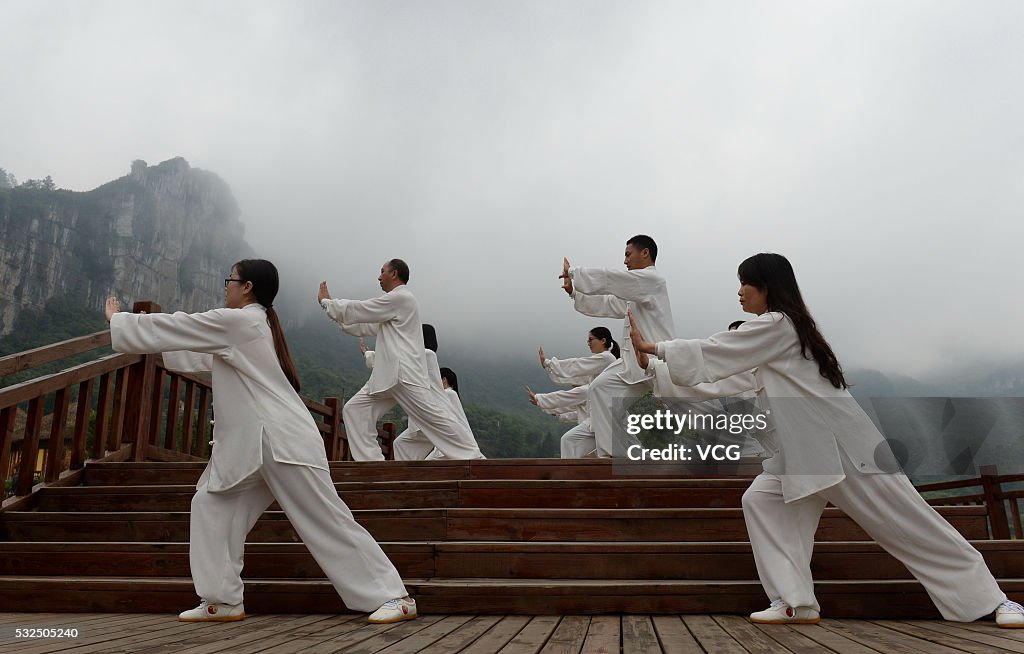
440,367,459,395
422,324,438,352
233,259,302,393
589,326,620,359
737,253,847,389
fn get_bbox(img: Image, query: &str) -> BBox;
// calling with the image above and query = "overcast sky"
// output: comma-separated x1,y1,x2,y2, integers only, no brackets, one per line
3,0,1022,378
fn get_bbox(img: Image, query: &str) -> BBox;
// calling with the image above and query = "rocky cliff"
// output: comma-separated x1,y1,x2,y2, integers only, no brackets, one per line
0,157,253,336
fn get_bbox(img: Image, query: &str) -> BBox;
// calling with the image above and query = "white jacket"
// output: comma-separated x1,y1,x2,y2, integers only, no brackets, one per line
321,285,430,394
109,303,328,492
654,311,898,502
570,265,674,384
544,351,617,386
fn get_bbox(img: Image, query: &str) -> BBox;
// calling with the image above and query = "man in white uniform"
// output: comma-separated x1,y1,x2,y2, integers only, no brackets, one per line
318,259,484,461
561,235,675,456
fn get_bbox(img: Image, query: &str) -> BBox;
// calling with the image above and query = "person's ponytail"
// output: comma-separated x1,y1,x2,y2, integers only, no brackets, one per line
266,307,301,393
234,259,302,393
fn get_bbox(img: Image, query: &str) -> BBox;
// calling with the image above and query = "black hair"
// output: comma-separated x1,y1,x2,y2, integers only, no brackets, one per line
439,367,459,395
626,234,658,263
737,253,847,389
387,258,410,283
422,323,438,352
589,326,620,359
728,320,745,331
232,259,301,392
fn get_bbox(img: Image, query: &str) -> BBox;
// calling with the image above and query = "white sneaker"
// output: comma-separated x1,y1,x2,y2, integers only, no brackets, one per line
367,597,417,624
996,600,1024,628
177,599,245,622
749,599,820,624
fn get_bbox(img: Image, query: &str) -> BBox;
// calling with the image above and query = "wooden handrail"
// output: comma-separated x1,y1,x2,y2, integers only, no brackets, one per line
0,331,112,378
0,353,141,408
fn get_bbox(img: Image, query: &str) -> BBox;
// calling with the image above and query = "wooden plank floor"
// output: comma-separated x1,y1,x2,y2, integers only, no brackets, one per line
0,613,1020,653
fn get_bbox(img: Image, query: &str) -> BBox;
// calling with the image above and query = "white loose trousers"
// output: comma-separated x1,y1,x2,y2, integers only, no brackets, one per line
343,382,485,461
189,435,407,611
586,360,648,457
741,450,1005,621
560,423,597,458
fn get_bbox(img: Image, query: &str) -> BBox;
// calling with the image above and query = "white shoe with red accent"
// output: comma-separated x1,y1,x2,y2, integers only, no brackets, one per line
177,599,245,622
996,600,1024,628
367,597,417,624
749,599,820,624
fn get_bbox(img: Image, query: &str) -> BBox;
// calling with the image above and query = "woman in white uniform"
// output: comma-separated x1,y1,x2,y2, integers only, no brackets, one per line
628,252,1022,628
105,259,416,624
425,368,476,460
528,327,619,458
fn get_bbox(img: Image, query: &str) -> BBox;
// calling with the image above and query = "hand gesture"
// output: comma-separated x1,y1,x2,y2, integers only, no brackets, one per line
559,258,573,295
105,297,121,322
525,385,538,406
627,308,653,369
317,281,332,305
538,346,546,368
359,338,368,354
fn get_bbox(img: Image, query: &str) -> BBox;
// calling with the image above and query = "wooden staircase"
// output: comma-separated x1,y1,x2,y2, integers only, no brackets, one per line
3,458,1022,617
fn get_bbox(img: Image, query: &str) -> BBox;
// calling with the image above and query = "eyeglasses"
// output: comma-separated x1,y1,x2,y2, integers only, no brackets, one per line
224,278,243,288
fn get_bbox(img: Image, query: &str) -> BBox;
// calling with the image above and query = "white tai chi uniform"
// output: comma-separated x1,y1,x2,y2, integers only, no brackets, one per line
322,286,484,461
391,351,483,460
535,385,595,458
425,388,476,460
568,265,674,456
536,351,617,458
110,304,407,611
650,312,1006,621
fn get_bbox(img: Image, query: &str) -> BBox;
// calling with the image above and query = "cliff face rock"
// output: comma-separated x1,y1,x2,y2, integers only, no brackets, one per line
0,157,253,336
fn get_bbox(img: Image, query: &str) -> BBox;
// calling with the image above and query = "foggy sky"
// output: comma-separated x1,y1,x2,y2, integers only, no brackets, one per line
3,0,1023,378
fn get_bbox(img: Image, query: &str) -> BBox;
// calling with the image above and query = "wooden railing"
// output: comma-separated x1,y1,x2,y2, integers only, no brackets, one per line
918,465,1024,539
1,300,395,503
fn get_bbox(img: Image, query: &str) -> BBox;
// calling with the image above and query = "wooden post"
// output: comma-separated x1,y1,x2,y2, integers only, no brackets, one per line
163,374,180,451
0,407,16,495
16,396,45,496
70,379,93,470
108,367,127,452
180,381,196,457
380,422,397,461
980,464,1010,539
44,387,71,482
124,301,161,462
196,387,211,458
325,397,342,461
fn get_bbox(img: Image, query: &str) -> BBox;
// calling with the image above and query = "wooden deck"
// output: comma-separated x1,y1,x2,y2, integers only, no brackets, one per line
0,613,1021,653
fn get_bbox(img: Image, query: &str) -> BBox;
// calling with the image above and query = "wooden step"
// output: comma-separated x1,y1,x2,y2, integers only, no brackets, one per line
36,479,754,512
80,459,764,485
2,541,1023,581
0,506,991,543
2,575,1021,618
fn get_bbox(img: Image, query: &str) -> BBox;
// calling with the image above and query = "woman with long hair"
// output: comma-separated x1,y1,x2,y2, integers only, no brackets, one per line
629,253,1021,627
528,327,620,458
106,259,415,624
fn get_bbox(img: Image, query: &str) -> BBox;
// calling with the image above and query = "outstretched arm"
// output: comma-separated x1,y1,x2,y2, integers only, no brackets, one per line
319,281,403,325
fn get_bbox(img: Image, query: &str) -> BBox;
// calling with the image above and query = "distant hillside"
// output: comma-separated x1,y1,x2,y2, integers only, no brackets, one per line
0,157,252,337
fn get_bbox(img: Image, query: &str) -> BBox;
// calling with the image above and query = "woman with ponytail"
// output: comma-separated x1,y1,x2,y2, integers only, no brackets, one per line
528,327,619,458
106,259,415,625
628,253,1021,629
